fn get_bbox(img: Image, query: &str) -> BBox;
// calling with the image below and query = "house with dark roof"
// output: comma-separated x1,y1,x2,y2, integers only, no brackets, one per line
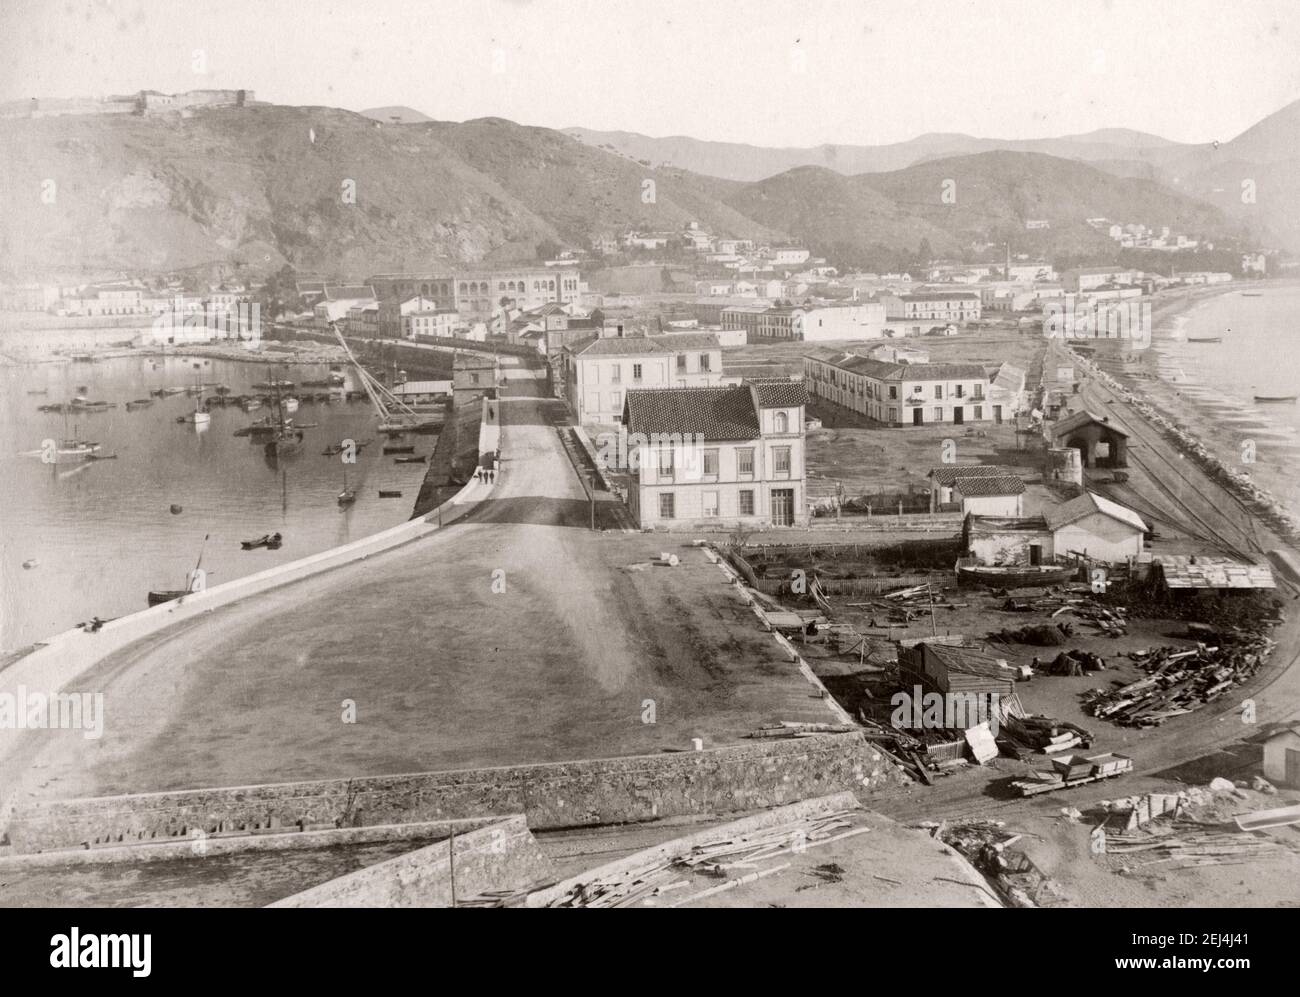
927,464,1023,511
619,381,808,529
564,333,726,425
952,473,1026,517
803,351,1010,427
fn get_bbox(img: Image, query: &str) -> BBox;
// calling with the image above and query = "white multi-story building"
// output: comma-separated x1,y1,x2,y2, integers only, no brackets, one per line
804,352,1024,426
564,333,725,425
621,380,809,529
879,292,982,322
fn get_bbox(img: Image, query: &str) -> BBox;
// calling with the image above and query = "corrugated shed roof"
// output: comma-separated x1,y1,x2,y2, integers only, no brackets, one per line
1153,556,1275,590
926,642,1014,680
954,474,1025,497
623,386,761,441
1044,491,1147,533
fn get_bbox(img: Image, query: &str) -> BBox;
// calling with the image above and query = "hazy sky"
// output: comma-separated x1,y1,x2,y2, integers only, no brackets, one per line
3,0,1299,146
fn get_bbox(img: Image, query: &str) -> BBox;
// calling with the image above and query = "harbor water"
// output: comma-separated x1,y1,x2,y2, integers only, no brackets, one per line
0,354,435,650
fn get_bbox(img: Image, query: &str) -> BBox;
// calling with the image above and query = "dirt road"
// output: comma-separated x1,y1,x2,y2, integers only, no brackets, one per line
14,365,835,802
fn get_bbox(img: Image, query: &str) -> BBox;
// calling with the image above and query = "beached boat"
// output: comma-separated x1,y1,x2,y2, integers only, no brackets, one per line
148,535,209,606
1254,395,1297,404
240,532,283,550
957,563,1077,588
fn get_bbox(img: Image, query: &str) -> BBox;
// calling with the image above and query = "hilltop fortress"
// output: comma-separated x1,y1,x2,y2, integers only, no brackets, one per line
0,88,254,119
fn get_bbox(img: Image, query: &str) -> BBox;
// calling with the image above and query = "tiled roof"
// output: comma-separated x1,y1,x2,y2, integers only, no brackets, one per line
1051,409,1128,438
1152,556,1275,590
653,332,721,350
623,386,761,442
954,474,1025,497
930,464,1021,486
748,379,809,408
1044,491,1147,533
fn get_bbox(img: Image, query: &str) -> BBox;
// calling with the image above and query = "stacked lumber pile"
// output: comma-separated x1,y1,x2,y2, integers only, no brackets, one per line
1104,818,1293,869
1083,633,1277,727
846,583,965,628
930,819,1067,908
999,714,1094,756
540,810,867,908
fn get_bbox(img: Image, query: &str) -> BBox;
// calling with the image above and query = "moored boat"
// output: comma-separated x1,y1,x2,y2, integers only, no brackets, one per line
240,532,283,550
1254,394,1297,403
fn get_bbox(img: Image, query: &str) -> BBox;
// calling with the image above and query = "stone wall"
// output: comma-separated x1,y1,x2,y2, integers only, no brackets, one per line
7,734,903,853
269,815,553,908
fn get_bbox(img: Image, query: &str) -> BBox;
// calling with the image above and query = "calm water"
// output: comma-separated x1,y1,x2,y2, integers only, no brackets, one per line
0,355,433,649
1150,281,1300,513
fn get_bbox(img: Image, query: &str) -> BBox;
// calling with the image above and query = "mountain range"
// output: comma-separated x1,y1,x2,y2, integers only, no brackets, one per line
1,97,1294,281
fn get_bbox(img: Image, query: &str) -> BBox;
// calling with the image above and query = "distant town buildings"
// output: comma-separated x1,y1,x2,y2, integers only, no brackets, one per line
367,268,584,321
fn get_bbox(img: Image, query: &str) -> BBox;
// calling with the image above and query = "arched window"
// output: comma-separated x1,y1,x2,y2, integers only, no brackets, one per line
421,283,429,295
534,281,540,291
459,283,467,294
774,412,789,433
548,280,556,291
499,282,506,291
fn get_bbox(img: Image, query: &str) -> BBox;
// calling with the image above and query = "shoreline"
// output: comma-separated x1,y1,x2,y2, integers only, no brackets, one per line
1067,279,1300,547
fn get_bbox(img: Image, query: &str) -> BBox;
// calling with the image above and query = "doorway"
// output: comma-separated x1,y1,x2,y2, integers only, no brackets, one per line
953,406,964,425
771,489,794,526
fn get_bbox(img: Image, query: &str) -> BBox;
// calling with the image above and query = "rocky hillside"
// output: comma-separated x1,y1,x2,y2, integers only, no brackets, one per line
0,102,1261,279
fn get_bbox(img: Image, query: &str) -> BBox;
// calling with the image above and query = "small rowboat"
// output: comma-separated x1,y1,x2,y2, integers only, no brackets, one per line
394,455,426,464
1254,395,1297,404
240,532,283,550
378,490,403,498
383,445,415,454
1186,336,1221,343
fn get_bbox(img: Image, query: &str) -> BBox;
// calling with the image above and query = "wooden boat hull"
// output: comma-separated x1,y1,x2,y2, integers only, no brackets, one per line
958,564,1077,588
147,590,188,606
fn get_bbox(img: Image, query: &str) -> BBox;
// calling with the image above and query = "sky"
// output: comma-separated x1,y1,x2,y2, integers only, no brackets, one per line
2,0,1299,147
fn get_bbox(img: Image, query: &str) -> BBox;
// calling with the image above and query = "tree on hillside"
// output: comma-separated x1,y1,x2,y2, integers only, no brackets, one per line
536,239,561,261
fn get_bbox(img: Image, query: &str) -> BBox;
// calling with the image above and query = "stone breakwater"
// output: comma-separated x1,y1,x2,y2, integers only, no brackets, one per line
1066,346,1300,545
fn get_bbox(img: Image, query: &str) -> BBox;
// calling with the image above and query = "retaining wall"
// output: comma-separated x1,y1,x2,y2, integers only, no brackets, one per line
269,815,553,908
0,405,495,824
7,733,903,853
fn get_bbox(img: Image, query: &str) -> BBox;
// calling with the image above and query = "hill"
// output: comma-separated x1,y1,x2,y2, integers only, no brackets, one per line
0,106,781,278
360,105,434,124
0,102,1262,279
565,125,1183,183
